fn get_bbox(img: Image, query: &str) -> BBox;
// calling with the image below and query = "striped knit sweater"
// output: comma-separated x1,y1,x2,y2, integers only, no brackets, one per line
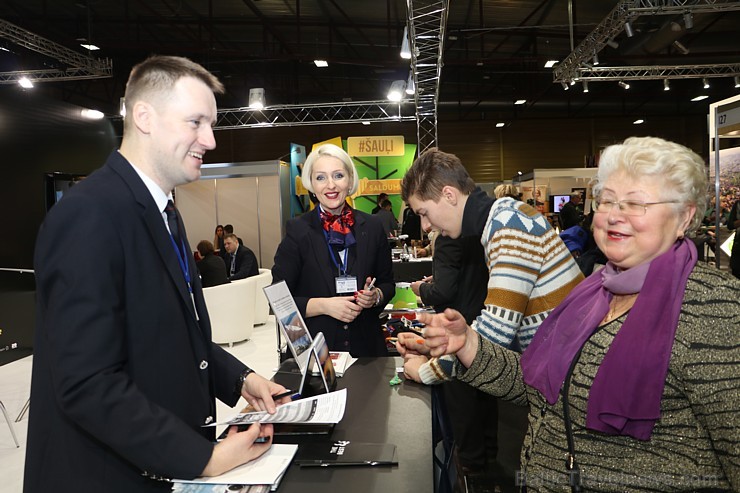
418,194,583,384
455,263,740,491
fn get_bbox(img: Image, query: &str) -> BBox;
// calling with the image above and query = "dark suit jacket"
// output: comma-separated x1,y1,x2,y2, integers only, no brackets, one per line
197,252,229,287
226,244,259,280
559,201,582,230
418,235,488,324
272,207,394,356
25,151,246,492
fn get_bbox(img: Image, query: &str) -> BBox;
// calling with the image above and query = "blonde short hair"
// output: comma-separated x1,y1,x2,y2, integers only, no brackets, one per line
592,136,707,234
301,144,359,195
494,184,518,199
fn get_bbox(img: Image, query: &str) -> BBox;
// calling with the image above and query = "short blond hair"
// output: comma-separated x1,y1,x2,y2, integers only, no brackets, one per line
301,144,360,195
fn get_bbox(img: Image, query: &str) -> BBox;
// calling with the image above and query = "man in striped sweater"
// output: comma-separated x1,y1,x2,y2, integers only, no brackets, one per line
399,148,583,384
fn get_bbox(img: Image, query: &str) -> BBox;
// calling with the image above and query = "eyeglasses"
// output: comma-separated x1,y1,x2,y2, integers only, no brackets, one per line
594,199,678,216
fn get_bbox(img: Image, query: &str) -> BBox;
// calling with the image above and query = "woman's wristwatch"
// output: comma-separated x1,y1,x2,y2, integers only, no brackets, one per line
234,367,255,398
373,289,383,307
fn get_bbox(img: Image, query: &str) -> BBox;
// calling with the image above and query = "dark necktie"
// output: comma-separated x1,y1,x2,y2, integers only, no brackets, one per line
230,253,236,276
164,200,183,250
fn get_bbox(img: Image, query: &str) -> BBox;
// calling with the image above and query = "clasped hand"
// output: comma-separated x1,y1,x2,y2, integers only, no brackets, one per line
395,309,471,358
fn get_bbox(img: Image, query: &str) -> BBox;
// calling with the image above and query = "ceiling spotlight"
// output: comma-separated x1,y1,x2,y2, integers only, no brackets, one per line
664,79,670,91
582,81,589,93
593,53,600,66
624,21,634,38
362,121,371,126
606,39,619,49
405,72,416,95
735,76,740,88
703,78,710,89
248,88,265,109
400,26,411,59
673,40,690,55
80,43,100,51
80,108,105,120
691,95,709,102
495,122,505,128
514,99,526,105
119,97,126,117
684,12,694,29
18,76,34,89
561,81,569,90
387,80,406,102
633,119,644,125
313,59,328,67
544,60,558,68
619,81,630,90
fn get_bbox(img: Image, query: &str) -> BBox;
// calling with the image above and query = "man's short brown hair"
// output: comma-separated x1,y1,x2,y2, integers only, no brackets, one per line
123,55,224,131
223,233,238,242
401,148,476,202
196,240,215,257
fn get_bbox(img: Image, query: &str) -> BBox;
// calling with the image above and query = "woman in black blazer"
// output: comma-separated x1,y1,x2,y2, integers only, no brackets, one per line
272,144,394,356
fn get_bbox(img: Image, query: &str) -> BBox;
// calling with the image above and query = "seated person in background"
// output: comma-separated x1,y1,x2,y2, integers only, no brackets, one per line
493,183,518,199
213,224,226,254
420,137,740,491
223,233,259,281
196,240,229,287
371,192,389,214
559,191,583,230
375,199,399,236
406,234,499,478
414,228,438,258
271,144,394,356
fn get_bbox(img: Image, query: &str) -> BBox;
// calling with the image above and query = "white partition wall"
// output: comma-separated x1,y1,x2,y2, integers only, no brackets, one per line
175,160,290,269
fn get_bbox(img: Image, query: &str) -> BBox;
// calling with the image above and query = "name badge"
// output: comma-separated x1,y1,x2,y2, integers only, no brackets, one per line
335,275,358,294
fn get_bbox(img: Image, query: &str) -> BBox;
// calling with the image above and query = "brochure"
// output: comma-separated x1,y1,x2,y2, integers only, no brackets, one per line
294,441,398,467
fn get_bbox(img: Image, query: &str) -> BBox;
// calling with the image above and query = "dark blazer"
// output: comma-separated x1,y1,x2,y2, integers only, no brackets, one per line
559,201,582,230
25,151,246,492
197,252,229,287
226,244,259,281
418,235,488,324
272,207,394,356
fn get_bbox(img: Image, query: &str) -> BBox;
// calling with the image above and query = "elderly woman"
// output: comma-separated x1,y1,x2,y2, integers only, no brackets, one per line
420,137,739,491
272,144,394,356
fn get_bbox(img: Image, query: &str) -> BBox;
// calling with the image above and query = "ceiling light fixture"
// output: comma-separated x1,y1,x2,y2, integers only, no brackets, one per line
691,95,708,102
495,122,505,128
592,53,599,66
80,43,100,51
400,26,411,60
80,108,105,119
735,76,740,88
248,88,266,109
664,79,670,91
582,80,589,93
683,12,694,29
544,60,558,68
673,40,690,55
119,97,126,117
606,39,619,49
405,72,415,95
387,80,406,102
619,81,630,90
624,21,634,38
561,82,569,90
633,119,644,125
362,121,371,126
514,99,526,105
313,59,328,67
703,78,710,89
18,77,33,89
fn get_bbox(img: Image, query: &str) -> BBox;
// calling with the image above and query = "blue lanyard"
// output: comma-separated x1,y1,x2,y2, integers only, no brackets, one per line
168,234,192,294
318,207,349,276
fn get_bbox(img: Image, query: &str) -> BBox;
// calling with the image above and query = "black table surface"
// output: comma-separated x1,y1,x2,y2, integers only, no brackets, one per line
392,259,433,283
274,357,433,492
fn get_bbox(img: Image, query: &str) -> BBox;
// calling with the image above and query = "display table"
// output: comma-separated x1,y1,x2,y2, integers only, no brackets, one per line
274,357,433,493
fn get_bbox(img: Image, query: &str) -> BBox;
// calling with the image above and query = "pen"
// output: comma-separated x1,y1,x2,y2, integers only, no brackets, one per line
366,277,377,291
271,389,296,400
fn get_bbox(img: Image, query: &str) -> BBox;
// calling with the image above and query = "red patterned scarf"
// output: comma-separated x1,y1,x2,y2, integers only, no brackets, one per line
319,204,357,249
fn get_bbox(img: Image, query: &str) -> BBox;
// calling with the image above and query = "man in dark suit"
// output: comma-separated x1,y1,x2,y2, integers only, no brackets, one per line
558,192,583,230
25,55,286,493
223,233,259,281
196,240,229,287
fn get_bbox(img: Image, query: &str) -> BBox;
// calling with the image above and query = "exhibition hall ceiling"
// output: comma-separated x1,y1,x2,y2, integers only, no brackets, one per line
1,0,739,123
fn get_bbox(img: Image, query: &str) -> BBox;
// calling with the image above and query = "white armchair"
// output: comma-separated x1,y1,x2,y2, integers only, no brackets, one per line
202,279,255,347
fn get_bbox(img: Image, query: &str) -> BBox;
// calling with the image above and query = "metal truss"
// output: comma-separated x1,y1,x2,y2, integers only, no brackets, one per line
577,63,740,81
215,100,415,130
0,19,112,84
408,0,449,155
553,0,740,84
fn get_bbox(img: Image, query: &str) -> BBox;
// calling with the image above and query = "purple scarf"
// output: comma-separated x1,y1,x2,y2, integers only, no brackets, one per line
521,239,697,440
